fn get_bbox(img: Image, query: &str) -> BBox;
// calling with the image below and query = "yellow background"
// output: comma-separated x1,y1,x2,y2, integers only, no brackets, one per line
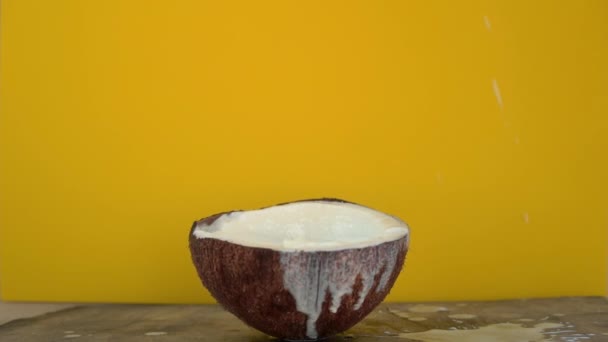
1,0,607,303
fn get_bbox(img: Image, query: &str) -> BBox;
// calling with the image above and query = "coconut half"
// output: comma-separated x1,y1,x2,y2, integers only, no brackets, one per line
189,198,409,340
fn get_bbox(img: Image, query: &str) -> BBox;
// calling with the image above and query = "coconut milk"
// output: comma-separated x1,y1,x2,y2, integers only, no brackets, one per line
280,245,399,339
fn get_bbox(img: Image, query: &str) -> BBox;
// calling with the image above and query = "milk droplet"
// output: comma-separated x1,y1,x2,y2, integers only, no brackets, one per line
408,317,428,322
449,314,477,320
409,305,449,313
483,16,492,31
492,79,504,111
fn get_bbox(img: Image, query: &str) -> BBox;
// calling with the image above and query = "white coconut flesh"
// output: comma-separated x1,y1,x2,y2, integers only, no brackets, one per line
193,200,409,252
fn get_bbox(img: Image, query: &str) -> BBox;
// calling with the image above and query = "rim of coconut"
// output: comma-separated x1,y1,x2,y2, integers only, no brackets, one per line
191,198,410,252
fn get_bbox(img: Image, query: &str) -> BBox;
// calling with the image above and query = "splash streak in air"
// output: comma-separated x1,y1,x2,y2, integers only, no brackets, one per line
492,79,504,111
483,16,492,31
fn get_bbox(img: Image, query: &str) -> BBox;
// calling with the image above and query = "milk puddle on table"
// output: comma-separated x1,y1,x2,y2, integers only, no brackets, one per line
399,322,563,342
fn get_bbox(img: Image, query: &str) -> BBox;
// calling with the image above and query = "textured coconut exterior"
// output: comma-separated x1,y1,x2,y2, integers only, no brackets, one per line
189,205,408,340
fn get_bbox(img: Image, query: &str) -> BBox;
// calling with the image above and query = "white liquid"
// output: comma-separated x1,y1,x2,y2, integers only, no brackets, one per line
409,317,428,322
280,244,400,339
448,314,477,320
408,305,449,313
193,201,408,252
400,322,563,342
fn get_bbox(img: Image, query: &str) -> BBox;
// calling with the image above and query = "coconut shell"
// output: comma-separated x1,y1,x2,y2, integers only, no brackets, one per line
189,201,408,340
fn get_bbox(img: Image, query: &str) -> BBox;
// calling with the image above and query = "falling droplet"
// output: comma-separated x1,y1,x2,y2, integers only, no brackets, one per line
492,79,504,111
483,16,492,31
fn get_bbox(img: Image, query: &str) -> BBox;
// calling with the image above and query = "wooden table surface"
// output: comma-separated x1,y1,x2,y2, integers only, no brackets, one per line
1,297,607,341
